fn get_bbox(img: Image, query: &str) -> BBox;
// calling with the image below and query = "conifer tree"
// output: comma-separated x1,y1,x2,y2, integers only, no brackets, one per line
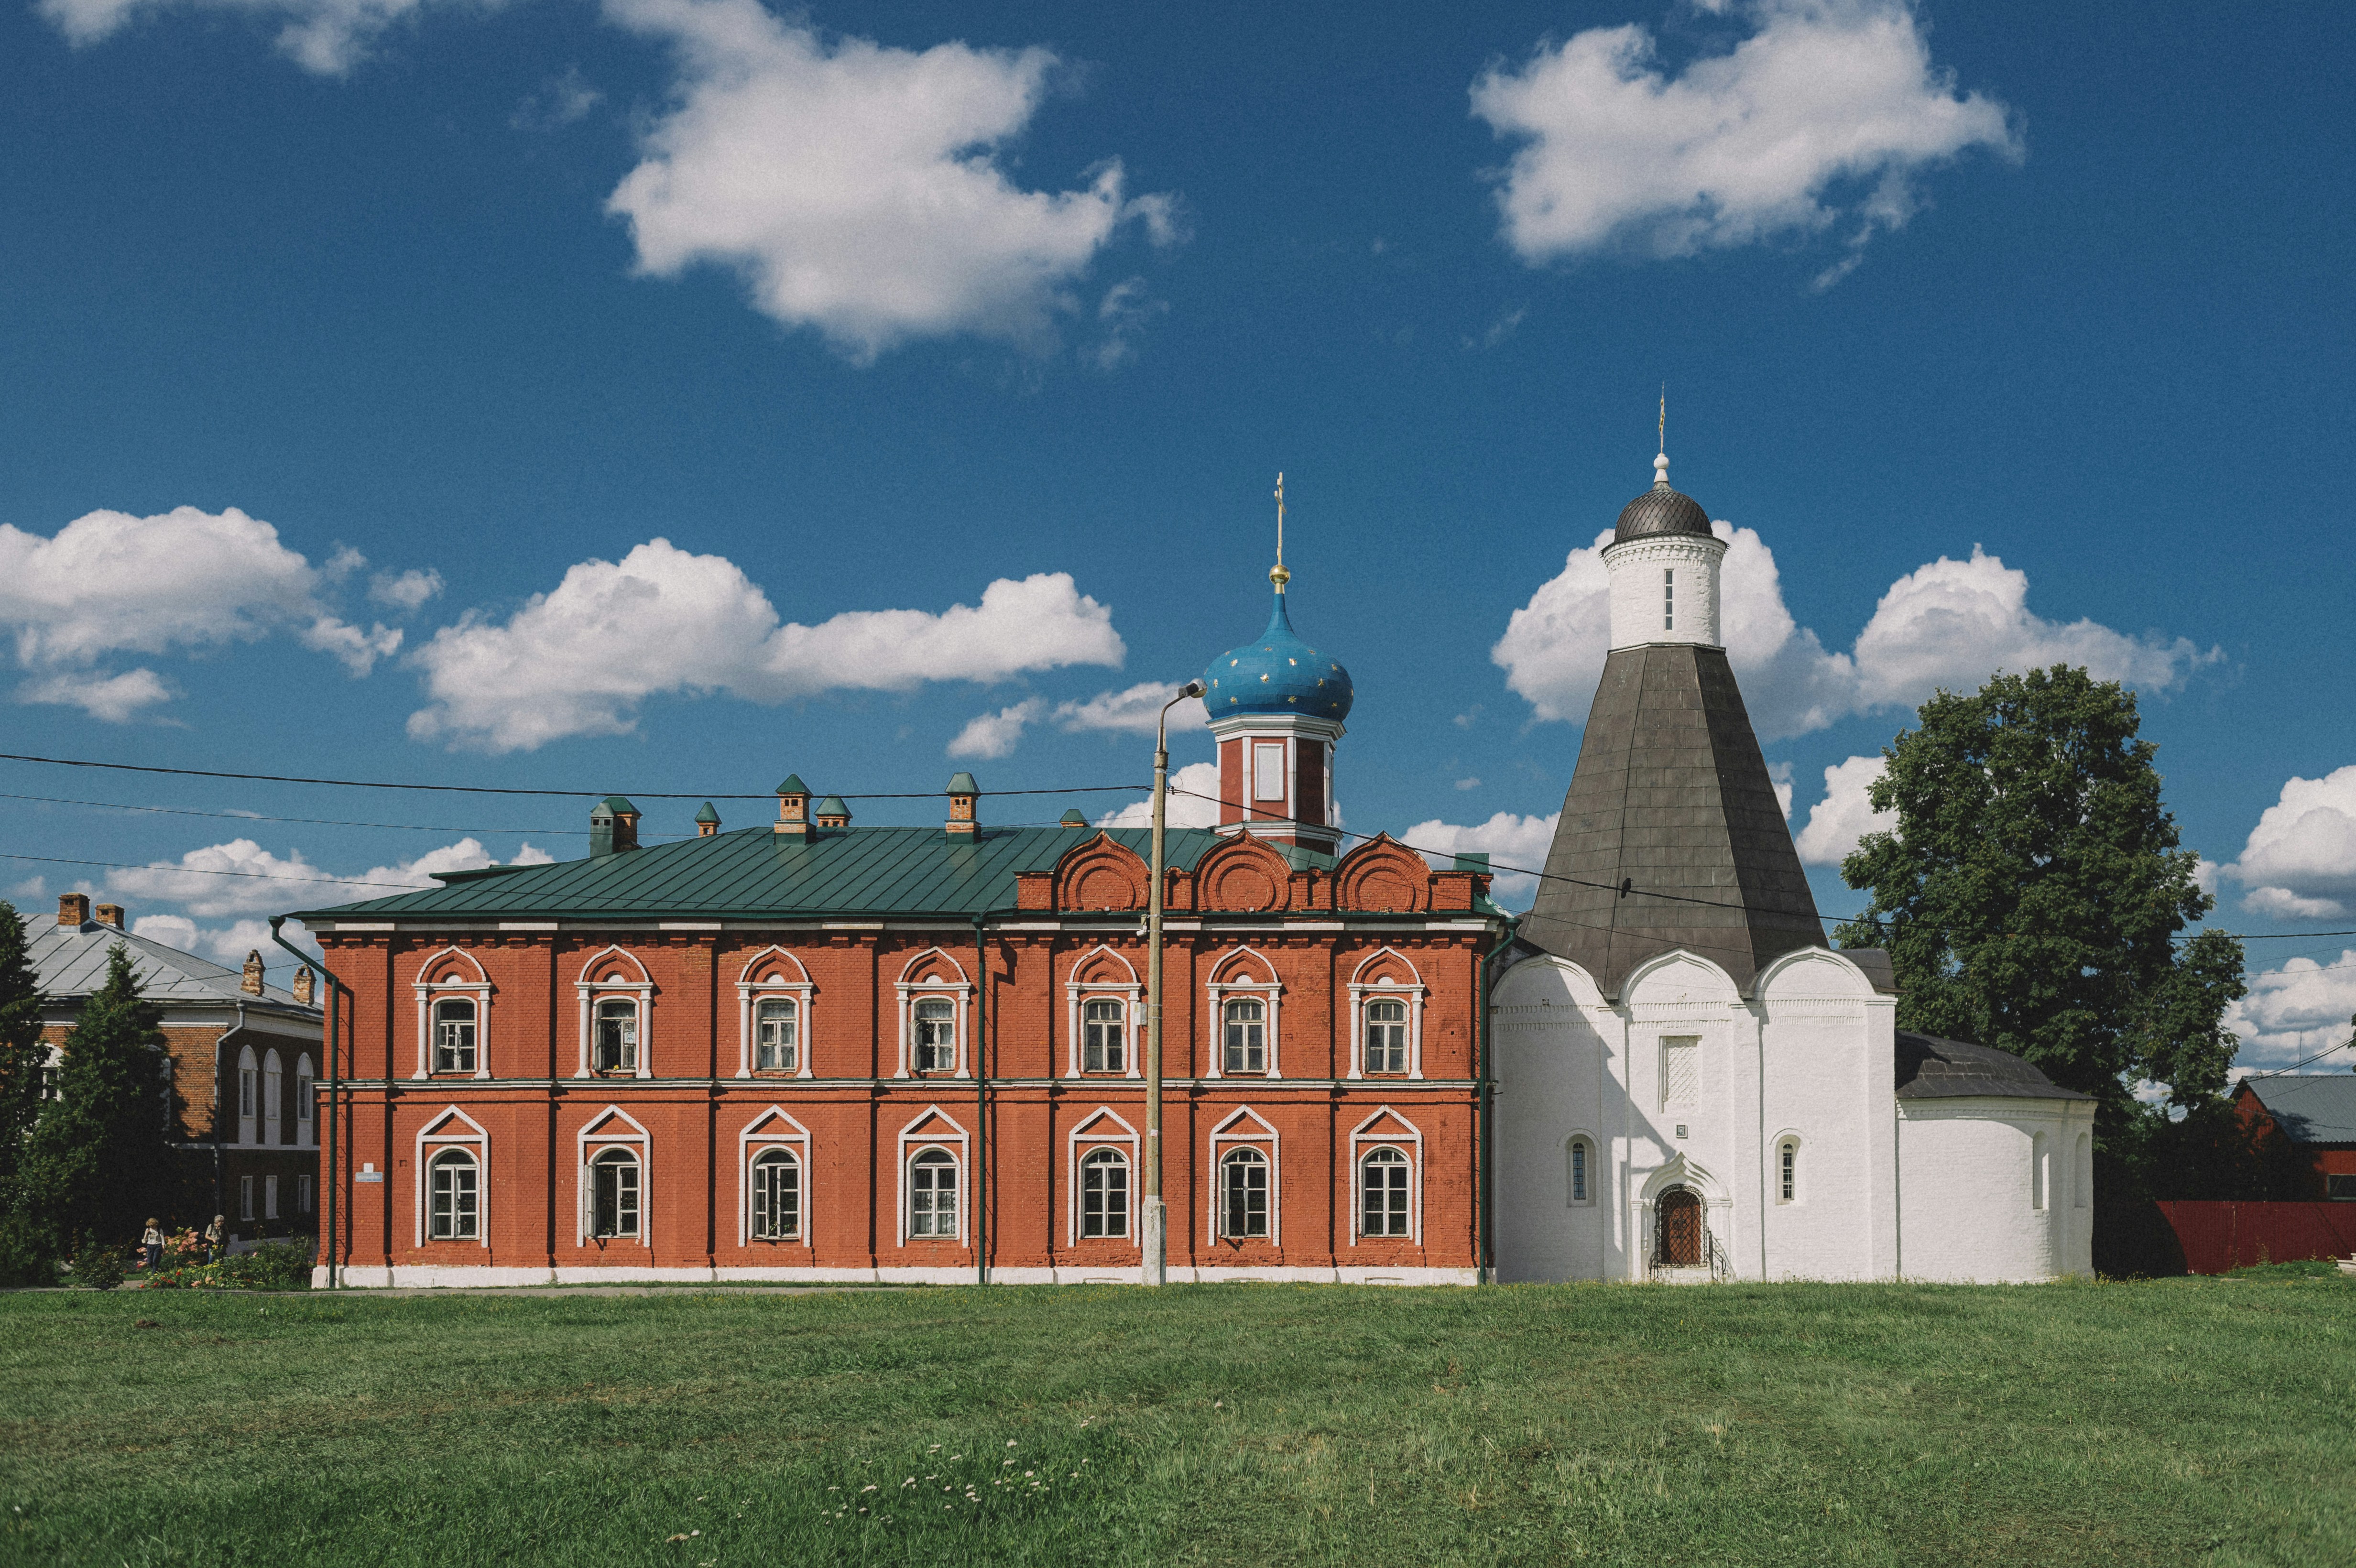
0,901,50,1279
20,943,174,1251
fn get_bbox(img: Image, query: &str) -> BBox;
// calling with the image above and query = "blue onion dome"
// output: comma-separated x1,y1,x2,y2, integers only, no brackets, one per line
1204,591,1353,721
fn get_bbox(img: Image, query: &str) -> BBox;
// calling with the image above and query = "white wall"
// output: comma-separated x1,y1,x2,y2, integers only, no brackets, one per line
1491,956,1621,1282
1897,1100,2096,1283
1754,949,1895,1281
1605,534,1726,650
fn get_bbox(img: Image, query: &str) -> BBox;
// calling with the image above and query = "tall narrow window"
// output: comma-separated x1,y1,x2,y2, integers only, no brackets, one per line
755,999,798,1072
914,1000,956,1073
262,1052,283,1145
433,998,478,1073
239,1065,256,1119
1080,1149,1129,1238
1253,742,1286,803
430,1150,479,1240
1364,999,1408,1074
591,1149,640,1238
750,1149,800,1240
1663,566,1675,632
1661,1036,1700,1108
1081,999,1127,1074
1223,998,1267,1074
1569,1137,1592,1205
1360,1147,1410,1238
1778,1139,1798,1204
295,1057,314,1140
299,1174,314,1216
1219,1148,1269,1238
240,1174,254,1221
593,1001,637,1073
908,1148,959,1237
2031,1132,2050,1211
265,1174,279,1220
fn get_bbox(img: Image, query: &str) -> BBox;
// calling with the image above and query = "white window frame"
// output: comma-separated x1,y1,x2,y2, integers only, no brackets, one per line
576,1106,651,1246
417,1107,490,1248
894,1107,970,1246
574,947,654,1080
1204,949,1281,1080
240,1174,253,1221
1063,946,1142,1080
1207,1106,1280,1245
1065,1107,1139,1246
1772,1130,1802,1206
1346,948,1426,1081
262,1049,283,1146
236,1045,257,1145
412,947,494,1081
294,1053,315,1147
1252,740,1286,803
265,1173,279,1220
1347,1108,1423,1244
736,1107,812,1247
894,949,973,1080
735,948,816,1080
1663,565,1675,632
1566,1133,1596,1207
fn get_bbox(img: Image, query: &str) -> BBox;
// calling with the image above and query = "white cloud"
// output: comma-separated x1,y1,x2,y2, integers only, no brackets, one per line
109,839,348,918
1471,0,2018,278
1097,761,1221,830
949,698,1045,761
1766,760,1794,819
2226,950,2356,1072
602,0,1178,361
513,65,603,131
131,913,318,968
1793,754,1894,865
1456,777,1482,792
17,668,174,723
1494,523,2214,741
1091,278,1170,371
0,505,401,707
2222,766,2356,920
948,680,1207,759
37,0,445,75
370,567,445,611
1396,811,1561,904
407,539,1124,751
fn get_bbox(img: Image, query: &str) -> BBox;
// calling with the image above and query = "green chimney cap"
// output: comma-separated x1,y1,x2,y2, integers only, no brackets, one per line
947,772,979,795
593,795,638,817
694,802,720,824
1453,852,1491,874
1059,809,1087,828
815,796,849,816
775,774,807,795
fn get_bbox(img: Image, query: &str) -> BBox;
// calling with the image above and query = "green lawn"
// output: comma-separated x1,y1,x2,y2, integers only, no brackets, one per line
3,1273,2352,1567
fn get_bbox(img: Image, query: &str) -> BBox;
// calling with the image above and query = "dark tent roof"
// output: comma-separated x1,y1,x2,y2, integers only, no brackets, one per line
1894,1033,2093,1101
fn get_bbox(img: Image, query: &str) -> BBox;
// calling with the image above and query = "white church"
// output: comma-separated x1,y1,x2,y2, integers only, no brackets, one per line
1490,451,2096,1285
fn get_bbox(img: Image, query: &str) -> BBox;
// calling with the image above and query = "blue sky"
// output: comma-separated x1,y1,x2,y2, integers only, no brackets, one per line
2,1,2351,1068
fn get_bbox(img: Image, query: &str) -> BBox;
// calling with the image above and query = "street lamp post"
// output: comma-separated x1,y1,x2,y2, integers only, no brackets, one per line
1143,678,1206,1287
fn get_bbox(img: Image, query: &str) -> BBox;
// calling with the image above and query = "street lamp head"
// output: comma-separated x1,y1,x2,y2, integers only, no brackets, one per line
1177,679,1206,700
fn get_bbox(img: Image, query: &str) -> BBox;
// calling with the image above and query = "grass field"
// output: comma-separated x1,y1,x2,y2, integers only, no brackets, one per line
3,1268,2353,1567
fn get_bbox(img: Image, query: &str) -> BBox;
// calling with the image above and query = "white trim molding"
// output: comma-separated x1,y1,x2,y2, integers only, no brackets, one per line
412,946,494,1081
575,946,654,1080
736,1106,812,1248
895,1104,971,1247
734,947,816,1080
1346,947,1427,1081
576,1105,650,1248
1204,947,1282,1080
1065,1106,1139,1247
1207,1104,1280,1246
1347,1106,1424,1245
894,948,974,1080
415,1106,489,1249
1064,946,1143,1080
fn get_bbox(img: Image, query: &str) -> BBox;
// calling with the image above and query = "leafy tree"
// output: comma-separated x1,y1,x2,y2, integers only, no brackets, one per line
1833,665,2246,1133
0,901,52,1283
19,943,175,1253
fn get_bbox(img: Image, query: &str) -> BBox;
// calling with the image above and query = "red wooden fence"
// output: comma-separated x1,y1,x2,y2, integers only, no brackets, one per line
2154,1201,2356,1274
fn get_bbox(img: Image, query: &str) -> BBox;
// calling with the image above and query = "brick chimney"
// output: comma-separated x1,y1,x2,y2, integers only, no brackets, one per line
241,950,265,996
1059,809,1087,830
57,893,90,927
293,967,316,1006
94,903,124,929
774,774,811,837
946,773,979,836
695,802,721,837
813,795,851,830
589,795,641,856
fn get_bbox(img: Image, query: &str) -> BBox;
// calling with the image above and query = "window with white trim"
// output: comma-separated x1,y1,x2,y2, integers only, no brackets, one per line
1359,1146,1410,1237
593,1000,638,1073
1777,1138,1799,1204
430,1149,479,1239
750,1149,800,1240
908,1147,959,1237
1219,1147,1269,1238
239,1063,255,1118
591,1148,640,1238
1253,741,1285,802
433,998,478,1074
262,1051,283,1145
1082,999,1126,1074
1223,998,1267,1075
265,1174,279,1220
1363,998,1408,1075
1080,1148,1129,1238
914,1000,956,1074
755,999,798,1073
239,1174,254,1221
1661,1036,1700,1108
1568,1136,1594,1206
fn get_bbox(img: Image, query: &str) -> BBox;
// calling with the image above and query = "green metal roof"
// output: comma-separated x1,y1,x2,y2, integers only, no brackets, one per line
946,772,979,795
694,801,721,824
775,775,807,795
294,825,1351,922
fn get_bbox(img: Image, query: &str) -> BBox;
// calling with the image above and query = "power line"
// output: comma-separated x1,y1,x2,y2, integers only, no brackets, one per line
0,852,433,893
0,790,589,837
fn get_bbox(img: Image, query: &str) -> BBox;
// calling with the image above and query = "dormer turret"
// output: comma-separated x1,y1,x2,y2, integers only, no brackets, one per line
774,774,811,837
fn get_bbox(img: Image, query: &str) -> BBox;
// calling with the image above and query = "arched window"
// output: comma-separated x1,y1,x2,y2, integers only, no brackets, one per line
1223,998,1266,1075
1778,1138,1800,1205
262,1050,283,1145
755,999,798,1072
750,1149,800,1240
2075,1133,2092,1209
236,1046,257,1145
591,1149,640,1238
1360,1146,1410,1238
908,1148,959,1237
1080,1148,1129,1238
1219,1147,1268,1238
1363,999,1408,1075
593,1000,637,1073
295,1055,314,1143
914,1000,956,1074
1568,1137,1594,1206
433,998,478,1074
1083,1000,1126,1074
429,1149,479,1240
2031,1132,2050,1211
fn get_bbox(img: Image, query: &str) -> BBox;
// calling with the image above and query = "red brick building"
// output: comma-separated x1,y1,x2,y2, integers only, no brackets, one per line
300,584,1514,1285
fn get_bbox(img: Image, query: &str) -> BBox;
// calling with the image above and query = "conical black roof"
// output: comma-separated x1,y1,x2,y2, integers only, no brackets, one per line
1519,643,1824,996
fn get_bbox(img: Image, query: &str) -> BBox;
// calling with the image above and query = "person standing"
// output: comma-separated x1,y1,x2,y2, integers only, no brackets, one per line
204,1213,226,1264
141,1218,164,1272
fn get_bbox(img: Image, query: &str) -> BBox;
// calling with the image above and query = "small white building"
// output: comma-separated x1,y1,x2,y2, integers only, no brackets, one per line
1492,453,2095,1285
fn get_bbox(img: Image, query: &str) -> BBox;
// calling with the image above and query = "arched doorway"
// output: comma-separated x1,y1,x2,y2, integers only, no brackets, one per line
1655,1187,1703,1268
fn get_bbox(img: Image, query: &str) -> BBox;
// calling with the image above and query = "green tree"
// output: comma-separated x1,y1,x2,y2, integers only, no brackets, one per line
1833,665,2245,1132
19,943,174,1252
0,901,52,1282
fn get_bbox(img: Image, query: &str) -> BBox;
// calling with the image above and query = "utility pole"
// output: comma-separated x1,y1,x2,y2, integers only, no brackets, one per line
1144,678,1205,1286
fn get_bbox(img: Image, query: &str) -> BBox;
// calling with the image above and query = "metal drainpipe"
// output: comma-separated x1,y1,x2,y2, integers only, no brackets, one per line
270,918,338,1290
971,915,991,1286
1475,918,1517,1285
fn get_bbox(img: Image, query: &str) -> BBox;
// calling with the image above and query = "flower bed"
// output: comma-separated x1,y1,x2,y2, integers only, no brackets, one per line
146,1239,316,1291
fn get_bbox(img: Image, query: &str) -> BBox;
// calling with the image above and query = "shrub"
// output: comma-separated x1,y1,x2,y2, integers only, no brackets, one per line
147,1237,316,1291
68,1239,128,1291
